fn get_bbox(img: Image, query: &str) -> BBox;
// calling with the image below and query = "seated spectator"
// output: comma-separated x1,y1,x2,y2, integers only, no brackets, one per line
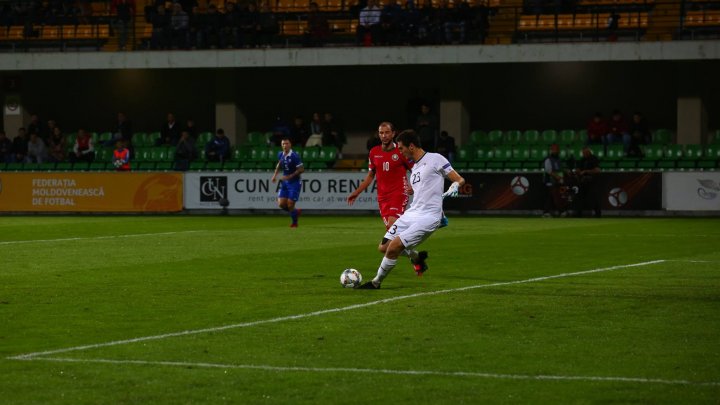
70,128,95,163
205,128,231,162
289,116,310,147
377,0,402,45
586,112,607,145
113,139,131,171
150,4,170,50
106,112,133,147
0,130,12,163
48,127,68,163
439,0,471,44
222,1,240,48
628,111,650,157
607,109,630,150
12,128,29,163
156,112,181,146
184,118,198,141
26,132,47,164
199,4,223,49
309,112,323,136
174,130,196,171
239,2,260,48
436,130,456,162
27,114,46,141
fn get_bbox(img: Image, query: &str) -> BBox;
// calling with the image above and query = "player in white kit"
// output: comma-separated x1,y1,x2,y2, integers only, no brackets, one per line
359,129,465,289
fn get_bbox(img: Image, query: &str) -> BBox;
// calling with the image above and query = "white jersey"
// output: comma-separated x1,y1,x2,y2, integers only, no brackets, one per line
406,152,454,218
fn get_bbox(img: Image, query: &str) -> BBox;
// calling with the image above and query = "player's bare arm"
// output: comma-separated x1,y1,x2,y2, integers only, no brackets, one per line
347,170,376,205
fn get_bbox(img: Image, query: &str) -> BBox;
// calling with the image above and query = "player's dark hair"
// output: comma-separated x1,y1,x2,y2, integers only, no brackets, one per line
396,129,421,148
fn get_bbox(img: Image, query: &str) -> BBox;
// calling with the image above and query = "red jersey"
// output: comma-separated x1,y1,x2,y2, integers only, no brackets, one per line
113,148,131,171
368,144,412,201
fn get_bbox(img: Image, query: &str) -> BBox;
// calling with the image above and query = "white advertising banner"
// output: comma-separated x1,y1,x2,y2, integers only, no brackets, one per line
663,172,720,211
184,172,379,210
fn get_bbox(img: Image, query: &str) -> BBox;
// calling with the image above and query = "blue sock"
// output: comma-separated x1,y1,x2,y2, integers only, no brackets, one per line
290,209,298,224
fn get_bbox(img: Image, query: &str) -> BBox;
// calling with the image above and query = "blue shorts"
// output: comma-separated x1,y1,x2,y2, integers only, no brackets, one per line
278,180,301,201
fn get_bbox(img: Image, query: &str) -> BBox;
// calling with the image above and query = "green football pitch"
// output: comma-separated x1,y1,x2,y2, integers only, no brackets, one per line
1,215,719,404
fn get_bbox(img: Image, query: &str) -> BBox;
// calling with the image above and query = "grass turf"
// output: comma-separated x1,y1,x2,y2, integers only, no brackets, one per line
1,216,719,404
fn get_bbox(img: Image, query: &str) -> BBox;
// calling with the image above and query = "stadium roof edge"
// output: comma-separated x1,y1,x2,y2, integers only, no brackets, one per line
0,41,718,71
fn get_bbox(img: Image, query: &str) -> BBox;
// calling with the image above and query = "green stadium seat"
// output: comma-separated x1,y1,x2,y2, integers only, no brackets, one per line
599,160,617,170
189,161,206,171
522,130,540,144
97,132,113,144
512,145,530,161
156,161,175,171
637,144,663,169
568,144,584,160
134,148,152,162
487,130,503,145
540,130,557,145
96,148,112,162
135,161,157,171
455,145,475,165
678,144,702,169
248,147,270,162
711,130,720,144
617,158,638,170
698,145,720,169
467,146,491,170
150,147,168,162
525,145,547,169
319,146,338,166
37,162,57,171
206,161,224,171
132,132,148,146
658,145,683,170
56,162,74,171
302,147,320,163
589,145,605,160
233,146,250,161
652,129,672,144
87,162,107,171
605,144,625,161
197,132,213,145
577,129,588,144
240,161,257,170
247,131,268,145
503,130,522,145
559,129,577,145
469,130,488,145
256,161,274,170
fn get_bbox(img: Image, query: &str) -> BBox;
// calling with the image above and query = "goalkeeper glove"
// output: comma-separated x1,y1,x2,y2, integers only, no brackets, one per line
442,182,460,198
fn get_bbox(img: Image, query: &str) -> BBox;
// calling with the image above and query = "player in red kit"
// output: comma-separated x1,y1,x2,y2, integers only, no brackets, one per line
348,122,413,229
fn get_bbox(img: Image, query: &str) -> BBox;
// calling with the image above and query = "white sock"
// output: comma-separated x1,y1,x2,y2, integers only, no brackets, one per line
372,257,397,285
401,249,419,261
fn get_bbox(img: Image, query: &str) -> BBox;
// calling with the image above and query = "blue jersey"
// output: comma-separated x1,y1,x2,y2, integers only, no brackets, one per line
278,150,303,182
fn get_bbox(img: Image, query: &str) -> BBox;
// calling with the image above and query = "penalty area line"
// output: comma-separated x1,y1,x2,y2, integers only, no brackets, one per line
25,357,720,387
0,230,206,246
8,259,666,361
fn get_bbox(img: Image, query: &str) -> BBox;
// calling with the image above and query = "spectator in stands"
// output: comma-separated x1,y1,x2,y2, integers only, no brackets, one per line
150,3,170,49
402,0,422,45
47,126,67,163
436,130,456,163
156,112,181,146
415,102,438,151
111,0,135,51
222,1,240,48
27,114,46,141
184,118,198,141
206,128,231,162
305,2,329,47
542,143,566,217
26,132,47,164
627,111,650,157
170,3,190,49
0,130,12,163
239,2,260,48
321,112,345,155
607,109,630,150
46,119,58,140
439,0,471,44
106,112,133,147
257,2,279,47
70,128,95,163
357,0,382,45
572,146,601,218
418,0,439,44
607,9,620,42
586,112,607,145
11,128,29,163
199,4,223,48
174,129,196,171
113,139,131,171
377,0,403,45
310,112,323,136
290,115,310,147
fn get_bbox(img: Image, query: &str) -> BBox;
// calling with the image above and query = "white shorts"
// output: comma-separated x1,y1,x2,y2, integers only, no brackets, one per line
383,211,441,250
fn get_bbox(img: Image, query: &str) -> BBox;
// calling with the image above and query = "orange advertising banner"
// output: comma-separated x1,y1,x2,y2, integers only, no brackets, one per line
0,172,183,212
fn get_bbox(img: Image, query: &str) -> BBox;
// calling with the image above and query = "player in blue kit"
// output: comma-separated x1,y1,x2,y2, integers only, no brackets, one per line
271,137,304,227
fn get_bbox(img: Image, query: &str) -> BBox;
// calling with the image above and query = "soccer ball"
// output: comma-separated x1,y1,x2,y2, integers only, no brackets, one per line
113,159,123,168
340,268,362,288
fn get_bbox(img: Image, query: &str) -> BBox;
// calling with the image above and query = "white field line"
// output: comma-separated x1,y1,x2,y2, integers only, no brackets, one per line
28,357,720,387
0,230,205,246
8,260,665,361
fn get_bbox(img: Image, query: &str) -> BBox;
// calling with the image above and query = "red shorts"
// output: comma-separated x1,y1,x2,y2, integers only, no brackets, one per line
379,194,408,229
